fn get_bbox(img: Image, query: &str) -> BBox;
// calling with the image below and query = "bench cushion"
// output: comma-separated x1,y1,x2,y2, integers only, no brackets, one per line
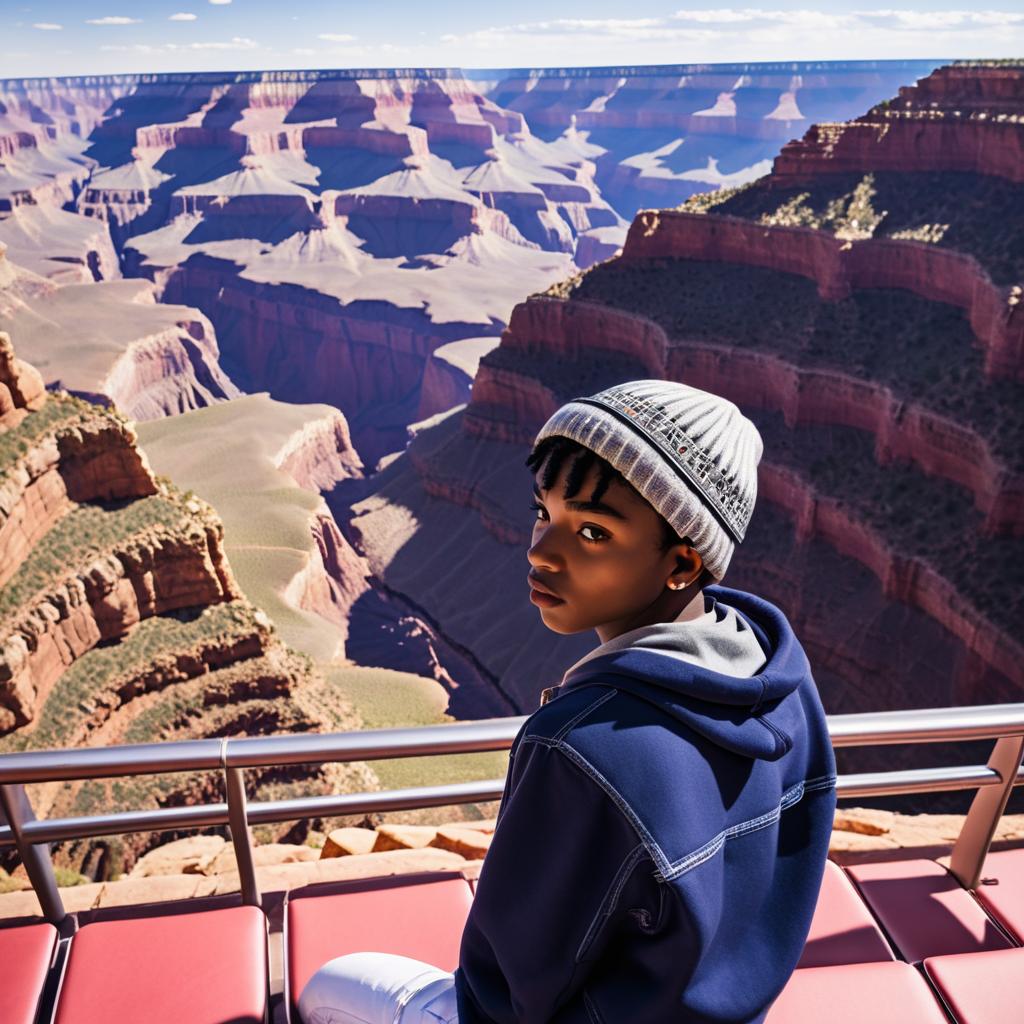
798,861,894,967
766,962,948,1023
973,848,1024,943
0,923,56,1024
923,947,1024,1023
54,906,266,1024
287,875,473,1016
846,858,1012,963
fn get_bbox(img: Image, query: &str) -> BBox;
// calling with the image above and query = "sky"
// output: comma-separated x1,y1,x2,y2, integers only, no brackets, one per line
1,2,1022,78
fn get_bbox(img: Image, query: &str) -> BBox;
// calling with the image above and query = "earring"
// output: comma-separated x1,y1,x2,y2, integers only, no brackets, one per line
667,579,688,591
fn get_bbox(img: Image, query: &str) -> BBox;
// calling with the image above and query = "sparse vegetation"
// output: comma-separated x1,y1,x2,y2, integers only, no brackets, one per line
0,491,206,631
0,601,271,755
555,258,1024,469
681,171,1024,286
749,410,1024,631
0,391,104,478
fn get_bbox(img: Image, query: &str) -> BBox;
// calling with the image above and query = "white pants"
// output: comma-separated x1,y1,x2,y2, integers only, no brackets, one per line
298,951,459,1024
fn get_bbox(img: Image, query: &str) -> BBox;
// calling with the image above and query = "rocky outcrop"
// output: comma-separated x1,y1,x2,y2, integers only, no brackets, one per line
350,61,1023,731
272,409,364,491
774,64,1024,184
622,211,1023,381
0,495,238,733
0,330,46,425
0,336,379,869
97,320,243,421
282,509,370,660
0,395,158,589
0,206,120,284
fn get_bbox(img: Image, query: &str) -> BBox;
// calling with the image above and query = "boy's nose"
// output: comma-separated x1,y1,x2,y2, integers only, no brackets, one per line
527,529,563,570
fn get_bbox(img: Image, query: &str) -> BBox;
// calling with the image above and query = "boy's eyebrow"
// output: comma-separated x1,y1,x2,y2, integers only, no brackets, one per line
532,481,628,520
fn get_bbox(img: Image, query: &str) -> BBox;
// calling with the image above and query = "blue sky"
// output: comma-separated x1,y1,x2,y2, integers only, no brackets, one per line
2,2,1022,77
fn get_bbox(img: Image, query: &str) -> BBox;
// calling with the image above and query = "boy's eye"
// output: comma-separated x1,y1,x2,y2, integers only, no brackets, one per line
528,503,607,544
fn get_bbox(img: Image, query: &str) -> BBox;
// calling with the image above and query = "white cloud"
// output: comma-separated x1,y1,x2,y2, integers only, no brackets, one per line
208,0,232,4
86,16,142,25
317,33,357,42
291,47,315,55
441,19,719,47
854,9,1024,29
190,35,258,49
32,22,62,30
672,9,852,29
169,12,198,21
102,35,257,54
666,7,1024,31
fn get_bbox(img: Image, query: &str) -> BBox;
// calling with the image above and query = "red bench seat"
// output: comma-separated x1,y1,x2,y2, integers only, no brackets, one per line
286,874,473,1020
973,848,1024,944
846,858,1012,963
0,923,57,1024
53,906,267,1024
923,947,1024,1023
766,962,948,1023
798,861,894,967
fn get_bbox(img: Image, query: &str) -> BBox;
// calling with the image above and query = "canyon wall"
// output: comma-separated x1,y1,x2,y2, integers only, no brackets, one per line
352,62,1023,730
1,63,938,470
0,333,377,864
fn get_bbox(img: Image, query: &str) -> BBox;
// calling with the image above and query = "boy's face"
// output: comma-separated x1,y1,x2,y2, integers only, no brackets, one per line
528,458,702,642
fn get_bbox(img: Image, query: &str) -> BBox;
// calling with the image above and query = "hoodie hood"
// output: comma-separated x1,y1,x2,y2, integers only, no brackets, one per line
560,583,813,762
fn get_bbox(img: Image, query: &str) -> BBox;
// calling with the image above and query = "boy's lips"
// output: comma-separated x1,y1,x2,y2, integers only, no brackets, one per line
528,574,565,604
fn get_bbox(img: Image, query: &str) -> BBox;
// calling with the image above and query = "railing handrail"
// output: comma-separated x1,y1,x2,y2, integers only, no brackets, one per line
1,699,1023,924
2,702,1023,785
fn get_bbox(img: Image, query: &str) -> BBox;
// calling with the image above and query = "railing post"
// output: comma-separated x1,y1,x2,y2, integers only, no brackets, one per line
0,783,65,924
949,733,1024,890
222,750,260,907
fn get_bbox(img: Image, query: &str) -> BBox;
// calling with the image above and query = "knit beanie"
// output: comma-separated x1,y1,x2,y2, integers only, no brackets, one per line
532,379,763,582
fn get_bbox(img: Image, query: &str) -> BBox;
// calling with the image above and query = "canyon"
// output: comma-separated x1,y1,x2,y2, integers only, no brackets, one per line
0,61,935,466
350,62,1024,791
1,57,1016,846
0,332,385,871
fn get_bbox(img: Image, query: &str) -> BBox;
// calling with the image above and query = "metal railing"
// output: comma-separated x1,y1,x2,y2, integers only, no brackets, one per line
1,703,1022,925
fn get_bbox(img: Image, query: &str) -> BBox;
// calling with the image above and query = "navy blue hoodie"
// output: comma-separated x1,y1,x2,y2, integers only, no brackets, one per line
454,583,837,1023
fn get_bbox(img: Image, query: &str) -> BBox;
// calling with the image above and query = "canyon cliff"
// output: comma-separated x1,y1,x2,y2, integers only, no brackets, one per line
0,332,379,872
351,61,1024,765
0,62,936,467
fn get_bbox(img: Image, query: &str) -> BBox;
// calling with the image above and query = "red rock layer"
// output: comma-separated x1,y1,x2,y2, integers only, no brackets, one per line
0,412,158,589
467,298,1023,534
460,292,1022,692
0,521,239,733
774,64,1024,184
621,211,1023,380
0,334,305,738
0,330,46,426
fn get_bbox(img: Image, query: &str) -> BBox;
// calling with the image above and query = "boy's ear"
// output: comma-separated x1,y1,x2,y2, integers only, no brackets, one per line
672,541,704,581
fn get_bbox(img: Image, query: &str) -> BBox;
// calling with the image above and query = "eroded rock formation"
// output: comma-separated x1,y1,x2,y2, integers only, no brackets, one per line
1,64,937,466
351,62,1024,736
0,334,379,871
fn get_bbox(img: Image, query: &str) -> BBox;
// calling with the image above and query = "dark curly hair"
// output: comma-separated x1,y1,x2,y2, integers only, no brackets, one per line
525,435,713,586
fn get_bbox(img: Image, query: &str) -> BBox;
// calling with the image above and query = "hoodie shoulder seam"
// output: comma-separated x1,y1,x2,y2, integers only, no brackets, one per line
552,688,617,741
656,772,838,882
521,734,674,877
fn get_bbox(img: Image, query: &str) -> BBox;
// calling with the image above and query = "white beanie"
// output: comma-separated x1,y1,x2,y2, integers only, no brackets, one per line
532,379,763,581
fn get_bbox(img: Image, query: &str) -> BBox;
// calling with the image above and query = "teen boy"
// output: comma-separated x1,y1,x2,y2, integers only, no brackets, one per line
299,378,837,1024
